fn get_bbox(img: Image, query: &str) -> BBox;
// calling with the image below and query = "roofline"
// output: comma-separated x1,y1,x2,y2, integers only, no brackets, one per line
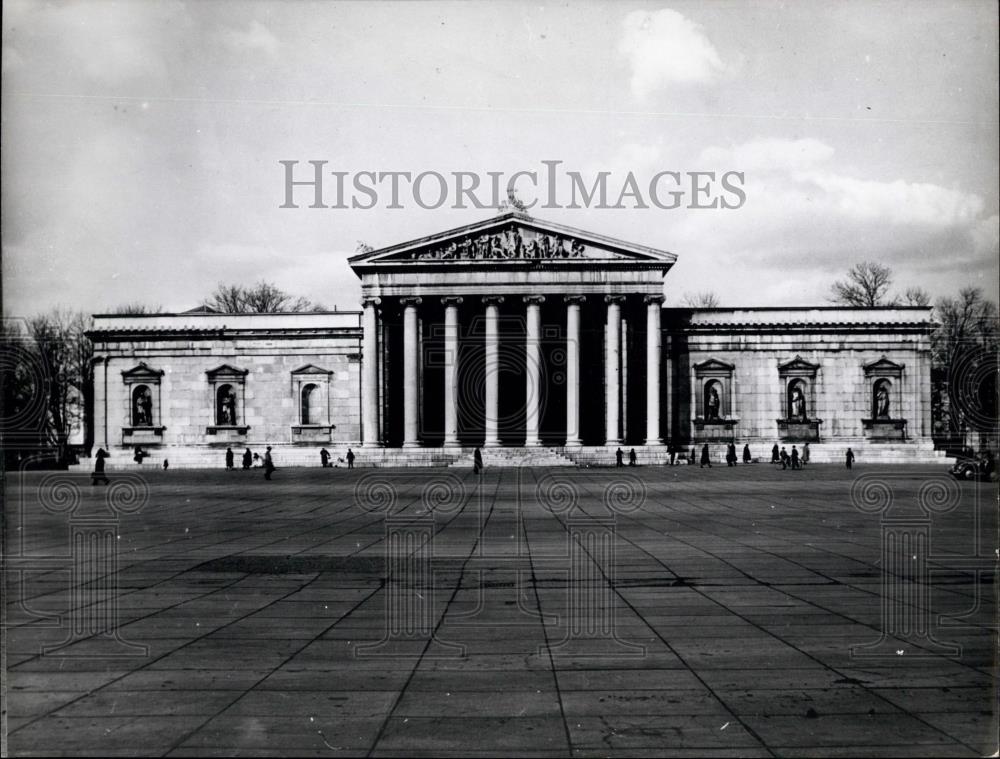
348,211,675,265
91,310,362,318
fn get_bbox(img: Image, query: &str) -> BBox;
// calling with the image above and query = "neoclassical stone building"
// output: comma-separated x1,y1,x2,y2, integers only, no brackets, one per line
88,211,942,466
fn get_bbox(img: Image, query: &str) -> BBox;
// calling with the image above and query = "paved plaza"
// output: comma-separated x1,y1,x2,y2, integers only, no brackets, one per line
3,463,997,756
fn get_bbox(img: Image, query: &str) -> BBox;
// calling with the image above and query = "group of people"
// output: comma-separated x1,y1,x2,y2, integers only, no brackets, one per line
770,443,808,470
614,448,640,467
224,446,275,479
224,446,355,477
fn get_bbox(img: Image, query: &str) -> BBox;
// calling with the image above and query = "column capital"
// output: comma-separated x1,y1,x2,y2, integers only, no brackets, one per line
563,295,587,305
482,295,505,306
400,296,423,307
441,296,464,307
644,295,665,306
604,294,627,305
361,296,382,308
522,294,546,305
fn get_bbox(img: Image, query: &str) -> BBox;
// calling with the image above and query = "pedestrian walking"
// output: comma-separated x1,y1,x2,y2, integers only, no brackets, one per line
346,448,355,469
320,448,331,467
225,447,234,470
615,448,624,467
771,443,780,464
628,448,637,466
742,443,752,464
473,446,483,474
668,445,677,466
162,459,169,470
700,444,712,468
802,442,810,466
791,445,800,470
846,447,855,469
780,446,789,470
264,446,275,480
92,447,110,485
726,443,737,466
242,447,252,470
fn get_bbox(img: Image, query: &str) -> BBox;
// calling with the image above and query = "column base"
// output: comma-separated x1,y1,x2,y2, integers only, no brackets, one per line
402,441,422,448
483,439,501,448
605,439,623,446
564,438,583,447
644,439,665,446
443,439,461,448
524,438,542,447
362,442,384,448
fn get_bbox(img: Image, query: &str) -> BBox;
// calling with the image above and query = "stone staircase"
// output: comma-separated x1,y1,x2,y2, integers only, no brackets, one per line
448,446,577,468
70,440,952,471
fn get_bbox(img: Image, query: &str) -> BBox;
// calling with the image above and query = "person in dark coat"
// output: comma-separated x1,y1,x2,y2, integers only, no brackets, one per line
93,448,110,485
700,444,712,468
162,459,169,470
668,445,676,466
726,443,736,466
320,448,331,467
791,445,800,470
742,444,752,464
771,444,780,464
473,447,483,474
225,447,234,470
242,448,252,470
346,448,355,469
628,448,637,466
780,446,789,470
264,447,275,480
615,448,624,467
846,447,855,469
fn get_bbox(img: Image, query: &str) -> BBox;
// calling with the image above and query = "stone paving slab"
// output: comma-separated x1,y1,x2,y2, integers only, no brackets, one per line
4,465,996,756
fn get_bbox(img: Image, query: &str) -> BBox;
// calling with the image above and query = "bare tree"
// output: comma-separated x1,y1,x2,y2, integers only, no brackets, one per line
11,310,94,464
901,287,932,307
931,287,999,451
108,302,163,315
203,281,324,313
682,291,721,308
830,262,894,307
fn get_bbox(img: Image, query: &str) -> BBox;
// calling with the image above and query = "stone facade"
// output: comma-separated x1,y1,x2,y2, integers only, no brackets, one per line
86,212,944,467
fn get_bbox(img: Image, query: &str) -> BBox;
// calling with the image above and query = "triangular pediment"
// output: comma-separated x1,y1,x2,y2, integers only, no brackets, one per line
291,363,332,375
121,362,164,380
693,358,735,373
778,355,820,374
349,211,676,268
863,356,904,375
206,363,248,379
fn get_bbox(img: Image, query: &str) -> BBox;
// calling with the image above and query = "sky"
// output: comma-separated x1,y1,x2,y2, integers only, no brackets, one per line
2,0,998,315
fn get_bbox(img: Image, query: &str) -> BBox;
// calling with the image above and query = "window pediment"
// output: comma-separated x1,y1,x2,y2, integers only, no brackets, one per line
121,362,164,382
206,364,249,381
863,356,904,377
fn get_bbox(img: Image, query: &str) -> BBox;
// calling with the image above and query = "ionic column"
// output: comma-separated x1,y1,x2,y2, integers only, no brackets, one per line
645,295,664,445
564,296,586,446
362,297,382,446
401,296,422,447
442,296,463,447
605,295,625,445
523,295,545,446
483,296,504,447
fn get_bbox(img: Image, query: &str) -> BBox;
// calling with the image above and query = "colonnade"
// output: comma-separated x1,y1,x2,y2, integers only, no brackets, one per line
361,294,665,447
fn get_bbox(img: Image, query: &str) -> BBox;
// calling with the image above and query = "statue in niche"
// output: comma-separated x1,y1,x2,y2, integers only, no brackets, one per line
789,385,806,420
134,388,153,426
706,385,721,420
875,384,890,419
219,390,237,426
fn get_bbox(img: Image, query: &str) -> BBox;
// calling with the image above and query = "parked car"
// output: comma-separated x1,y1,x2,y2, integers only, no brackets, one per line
949,451,997,481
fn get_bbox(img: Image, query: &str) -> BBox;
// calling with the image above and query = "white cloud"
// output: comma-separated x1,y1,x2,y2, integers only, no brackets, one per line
619,9,728,100
218,20,280,59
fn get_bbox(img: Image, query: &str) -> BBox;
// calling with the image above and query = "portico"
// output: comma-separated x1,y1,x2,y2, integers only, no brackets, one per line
349,210,675,448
